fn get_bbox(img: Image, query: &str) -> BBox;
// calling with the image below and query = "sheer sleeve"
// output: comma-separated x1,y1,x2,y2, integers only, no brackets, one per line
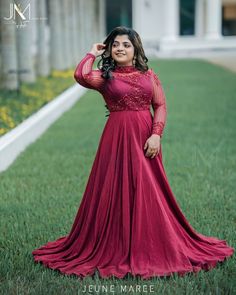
74,53,105,91
150,69,167,138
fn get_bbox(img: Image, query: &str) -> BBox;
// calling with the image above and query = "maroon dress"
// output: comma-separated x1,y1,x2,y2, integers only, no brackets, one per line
32,53,234,279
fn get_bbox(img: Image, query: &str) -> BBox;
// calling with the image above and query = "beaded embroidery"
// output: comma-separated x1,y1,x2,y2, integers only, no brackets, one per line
74,53,167,137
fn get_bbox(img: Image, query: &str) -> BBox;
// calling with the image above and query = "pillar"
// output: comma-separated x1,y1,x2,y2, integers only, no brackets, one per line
205,0,222,39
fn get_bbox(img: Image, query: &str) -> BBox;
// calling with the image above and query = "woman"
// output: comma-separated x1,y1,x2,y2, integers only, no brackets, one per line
32,26,234,279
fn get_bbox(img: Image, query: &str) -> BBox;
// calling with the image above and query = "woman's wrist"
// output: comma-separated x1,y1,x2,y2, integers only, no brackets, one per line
151,133,161,138
89,51,97,57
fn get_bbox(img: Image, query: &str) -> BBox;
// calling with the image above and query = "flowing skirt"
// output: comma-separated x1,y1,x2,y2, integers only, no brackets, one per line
32,110,234,279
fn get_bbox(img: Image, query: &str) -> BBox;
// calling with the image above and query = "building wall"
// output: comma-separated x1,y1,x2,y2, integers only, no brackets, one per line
132,0,236,53
133,0,164,43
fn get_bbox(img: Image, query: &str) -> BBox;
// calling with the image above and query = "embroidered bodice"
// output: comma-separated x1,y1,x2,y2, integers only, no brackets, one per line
74,53,167,137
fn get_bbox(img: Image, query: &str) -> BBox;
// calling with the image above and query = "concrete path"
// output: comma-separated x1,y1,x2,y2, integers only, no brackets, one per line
152,49,236,74
200,53,236,73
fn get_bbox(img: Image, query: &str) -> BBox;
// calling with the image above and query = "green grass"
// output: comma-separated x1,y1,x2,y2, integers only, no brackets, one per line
0,59,236,294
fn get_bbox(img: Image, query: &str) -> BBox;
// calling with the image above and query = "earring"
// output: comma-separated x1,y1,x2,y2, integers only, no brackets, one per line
133,57,136,66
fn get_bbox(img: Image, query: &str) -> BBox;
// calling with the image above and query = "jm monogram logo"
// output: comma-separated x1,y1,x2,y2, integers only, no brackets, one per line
3,2,47,28
4,3,31,22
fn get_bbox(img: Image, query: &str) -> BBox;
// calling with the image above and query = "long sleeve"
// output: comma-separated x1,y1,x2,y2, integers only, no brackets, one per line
150,69,167,138
74,53,105,91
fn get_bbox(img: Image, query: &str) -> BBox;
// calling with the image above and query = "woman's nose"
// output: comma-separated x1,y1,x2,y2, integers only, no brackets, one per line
117,45,124,50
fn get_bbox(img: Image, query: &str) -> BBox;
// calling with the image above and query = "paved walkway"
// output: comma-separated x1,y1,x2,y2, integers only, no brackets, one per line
153,49,236,73
197,51,236,73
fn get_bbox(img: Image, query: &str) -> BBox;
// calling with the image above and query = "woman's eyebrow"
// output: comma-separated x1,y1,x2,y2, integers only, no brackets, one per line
113,41,131,44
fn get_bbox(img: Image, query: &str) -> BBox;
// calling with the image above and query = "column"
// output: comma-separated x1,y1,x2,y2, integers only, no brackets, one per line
195,0,205,38
0,0,19,89
205,0,222,39
132,0,143,36
36,0,50,76
162,0,179,41
16,0,36,83
61,0,71,69
66,0,75,67
49,0,64,70
98,0,106,40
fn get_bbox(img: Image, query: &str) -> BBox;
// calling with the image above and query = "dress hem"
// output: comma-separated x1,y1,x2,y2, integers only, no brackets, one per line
32,248,234,280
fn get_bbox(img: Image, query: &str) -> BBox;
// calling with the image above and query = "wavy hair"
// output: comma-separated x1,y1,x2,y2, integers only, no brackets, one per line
97,26,149,80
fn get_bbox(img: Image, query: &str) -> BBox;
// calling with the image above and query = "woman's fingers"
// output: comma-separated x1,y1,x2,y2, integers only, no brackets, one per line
97,43,106,50
144,141,148,150
90,43,106,57
145,147,159,158
96,44,106,53
145,148,154,157
144,136,160,158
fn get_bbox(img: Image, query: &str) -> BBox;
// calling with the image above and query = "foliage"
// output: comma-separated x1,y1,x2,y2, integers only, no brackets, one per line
0,69,74,136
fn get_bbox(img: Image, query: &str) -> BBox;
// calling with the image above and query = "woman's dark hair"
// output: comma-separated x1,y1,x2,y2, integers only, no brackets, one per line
97,26,148,80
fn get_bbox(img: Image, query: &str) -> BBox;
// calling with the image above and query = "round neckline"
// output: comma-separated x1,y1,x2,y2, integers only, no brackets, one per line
114,65,138,73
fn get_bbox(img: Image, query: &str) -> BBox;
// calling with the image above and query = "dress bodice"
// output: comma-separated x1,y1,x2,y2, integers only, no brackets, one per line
103,64,154,112
74,53,167,137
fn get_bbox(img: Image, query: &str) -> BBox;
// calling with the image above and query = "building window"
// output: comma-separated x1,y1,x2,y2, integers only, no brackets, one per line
222,4,236,36
106,0,132,34
180,0,196,35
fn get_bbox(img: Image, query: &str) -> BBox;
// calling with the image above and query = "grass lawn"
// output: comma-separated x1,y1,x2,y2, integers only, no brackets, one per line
0,59,235,294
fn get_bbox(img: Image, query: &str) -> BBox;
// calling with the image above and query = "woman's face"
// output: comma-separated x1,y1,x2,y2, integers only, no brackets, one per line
111,34,135,66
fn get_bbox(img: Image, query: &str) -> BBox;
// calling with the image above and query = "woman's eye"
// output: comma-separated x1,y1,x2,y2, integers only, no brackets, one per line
112,43,131,48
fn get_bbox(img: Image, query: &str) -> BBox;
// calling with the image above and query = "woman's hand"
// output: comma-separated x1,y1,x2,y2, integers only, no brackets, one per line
144,134,161,158
89,43,106,57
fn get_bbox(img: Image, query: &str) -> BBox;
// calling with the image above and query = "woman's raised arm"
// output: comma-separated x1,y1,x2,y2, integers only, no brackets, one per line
74,53,105,91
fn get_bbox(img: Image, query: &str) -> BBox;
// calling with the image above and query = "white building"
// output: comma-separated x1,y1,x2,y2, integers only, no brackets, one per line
106,0,236,56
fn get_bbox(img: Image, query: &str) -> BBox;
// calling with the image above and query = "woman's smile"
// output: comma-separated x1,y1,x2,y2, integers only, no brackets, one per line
116,53,125,57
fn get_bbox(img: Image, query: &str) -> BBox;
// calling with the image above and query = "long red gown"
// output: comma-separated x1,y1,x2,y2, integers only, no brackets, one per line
32,52,234,279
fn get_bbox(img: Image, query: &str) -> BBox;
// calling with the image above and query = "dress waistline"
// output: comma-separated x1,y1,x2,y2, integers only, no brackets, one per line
109,109,150,113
